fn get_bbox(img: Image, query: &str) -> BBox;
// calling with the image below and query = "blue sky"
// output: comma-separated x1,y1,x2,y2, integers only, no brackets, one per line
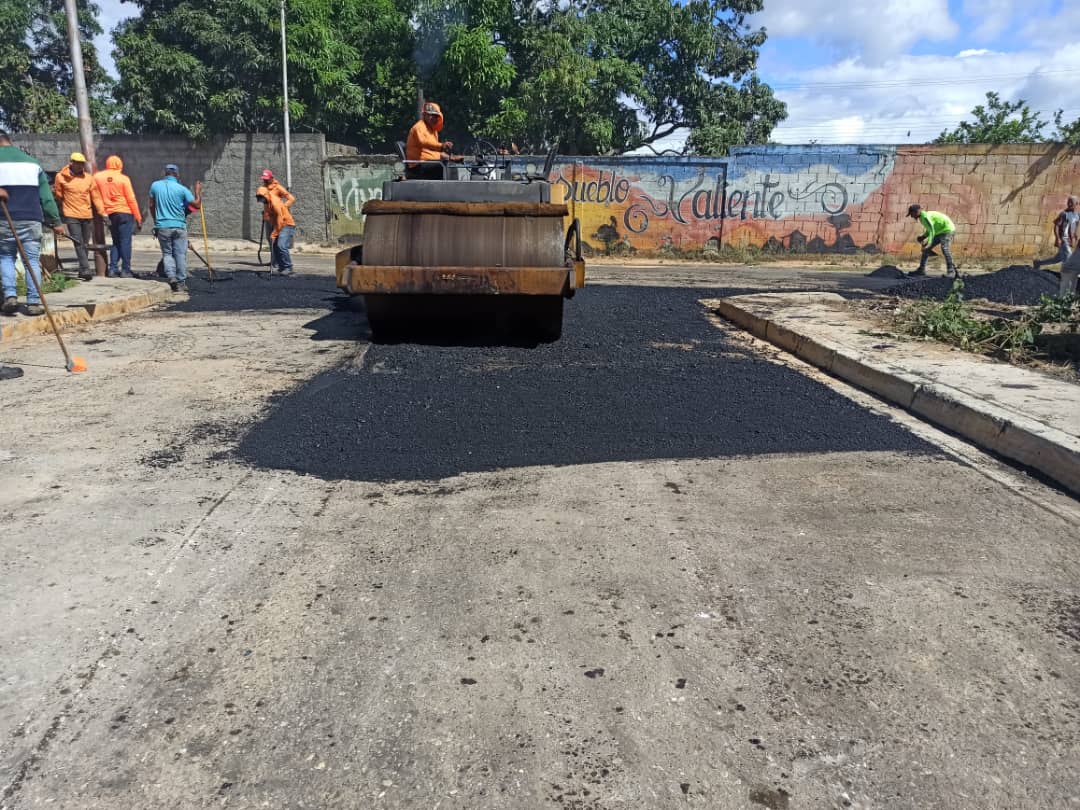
95,0,1080,146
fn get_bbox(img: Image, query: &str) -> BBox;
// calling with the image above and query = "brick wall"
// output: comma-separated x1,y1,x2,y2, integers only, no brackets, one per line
13,133,329,242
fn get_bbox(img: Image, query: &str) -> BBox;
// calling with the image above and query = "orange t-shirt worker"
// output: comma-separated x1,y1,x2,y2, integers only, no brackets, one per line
405,102,462,179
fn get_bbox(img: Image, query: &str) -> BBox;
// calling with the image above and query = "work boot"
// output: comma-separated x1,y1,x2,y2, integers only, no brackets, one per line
907,268,926,278
25,303,44,316
79,270,94,281
0,364,23,381
169,280,179,292
1,296,17,315
176,282,188,293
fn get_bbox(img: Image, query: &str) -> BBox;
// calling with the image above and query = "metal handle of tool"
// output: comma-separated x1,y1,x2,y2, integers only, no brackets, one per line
56,230,107,251
257,216,266,266
198,203,214,282
0,200,76,369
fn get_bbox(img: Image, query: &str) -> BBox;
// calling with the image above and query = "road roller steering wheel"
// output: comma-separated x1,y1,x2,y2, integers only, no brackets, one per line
469,139,501,178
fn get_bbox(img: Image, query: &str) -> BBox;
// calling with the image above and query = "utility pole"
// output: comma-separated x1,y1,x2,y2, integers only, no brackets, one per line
63,0,106,276
280,0,292,188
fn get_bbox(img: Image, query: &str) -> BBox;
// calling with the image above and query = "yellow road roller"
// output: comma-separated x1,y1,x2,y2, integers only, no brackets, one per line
335,158,585,341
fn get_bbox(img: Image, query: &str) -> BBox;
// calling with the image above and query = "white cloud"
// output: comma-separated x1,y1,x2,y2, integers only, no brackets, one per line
961,0,1030,42
753,0,957,64
1020,5,1080,49
769,47,1080,144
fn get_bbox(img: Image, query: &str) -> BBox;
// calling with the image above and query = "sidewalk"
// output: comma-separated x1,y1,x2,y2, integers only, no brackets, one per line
712,292,1080,496
0,277,170,344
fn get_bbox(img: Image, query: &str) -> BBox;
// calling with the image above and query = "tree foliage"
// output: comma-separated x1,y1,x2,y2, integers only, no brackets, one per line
421,0,785,155
0,0,116,132
113,0,417,147
934,91,1077,145
5,0,784,154
1052,109,1080,146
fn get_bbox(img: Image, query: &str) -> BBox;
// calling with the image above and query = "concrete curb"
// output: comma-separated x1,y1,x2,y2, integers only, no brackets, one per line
1,284,171,344
714,298,1080,497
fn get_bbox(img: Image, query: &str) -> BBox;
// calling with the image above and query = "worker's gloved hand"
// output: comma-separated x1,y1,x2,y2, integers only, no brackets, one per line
443,140,454,150
52,224,66,237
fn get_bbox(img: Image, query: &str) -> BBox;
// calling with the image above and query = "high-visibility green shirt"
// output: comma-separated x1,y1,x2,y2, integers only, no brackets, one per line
919,210,955,242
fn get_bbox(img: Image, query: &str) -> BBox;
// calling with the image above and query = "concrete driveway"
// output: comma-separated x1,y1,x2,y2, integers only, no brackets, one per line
1,256,1077,809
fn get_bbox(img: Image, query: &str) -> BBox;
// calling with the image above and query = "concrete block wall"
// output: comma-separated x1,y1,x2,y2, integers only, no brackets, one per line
13,134,329,242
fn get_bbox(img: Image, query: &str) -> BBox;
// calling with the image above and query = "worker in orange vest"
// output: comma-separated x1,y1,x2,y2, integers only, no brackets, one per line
54,152,104,280
94,155,142,278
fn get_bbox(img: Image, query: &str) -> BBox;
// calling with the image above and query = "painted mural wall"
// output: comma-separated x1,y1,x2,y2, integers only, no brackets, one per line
325,144,1080,258
539,144,1080,260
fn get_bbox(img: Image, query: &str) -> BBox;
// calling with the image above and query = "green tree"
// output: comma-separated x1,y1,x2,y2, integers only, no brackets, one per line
1052,110,1080,146
417,0,785,155
934,91,1048,144
0,0,116,133
114,0,417,147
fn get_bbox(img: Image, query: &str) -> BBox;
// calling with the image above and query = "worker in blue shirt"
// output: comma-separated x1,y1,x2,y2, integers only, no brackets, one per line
148,164,202,292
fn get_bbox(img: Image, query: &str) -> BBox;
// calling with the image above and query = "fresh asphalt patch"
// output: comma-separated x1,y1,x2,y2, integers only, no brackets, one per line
232,284,939,482
166,268,341,313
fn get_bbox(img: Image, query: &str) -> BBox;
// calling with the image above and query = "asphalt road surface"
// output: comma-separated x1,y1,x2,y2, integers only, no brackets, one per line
1,255,1078,809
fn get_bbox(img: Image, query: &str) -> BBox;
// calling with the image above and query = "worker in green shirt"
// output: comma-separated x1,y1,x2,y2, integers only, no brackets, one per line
907,204,957,277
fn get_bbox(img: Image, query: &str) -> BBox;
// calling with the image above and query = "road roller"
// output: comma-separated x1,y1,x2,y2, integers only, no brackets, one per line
335,153,585,342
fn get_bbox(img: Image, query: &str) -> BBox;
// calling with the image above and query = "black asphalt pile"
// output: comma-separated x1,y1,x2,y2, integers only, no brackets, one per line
168,268,340,314
892,266,1059,306
234,285,938,482
866,265,905,279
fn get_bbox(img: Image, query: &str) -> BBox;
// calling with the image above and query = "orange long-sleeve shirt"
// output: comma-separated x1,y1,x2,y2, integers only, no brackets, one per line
260,180,295,223
406,119,445,162
54,165,104,219
94,156,142,225
258,187,295,239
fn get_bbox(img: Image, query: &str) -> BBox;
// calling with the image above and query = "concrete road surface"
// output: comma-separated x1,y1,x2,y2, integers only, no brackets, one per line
1,256,1078,809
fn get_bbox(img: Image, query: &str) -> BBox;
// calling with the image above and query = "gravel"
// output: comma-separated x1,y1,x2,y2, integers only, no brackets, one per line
892,265,1059,306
